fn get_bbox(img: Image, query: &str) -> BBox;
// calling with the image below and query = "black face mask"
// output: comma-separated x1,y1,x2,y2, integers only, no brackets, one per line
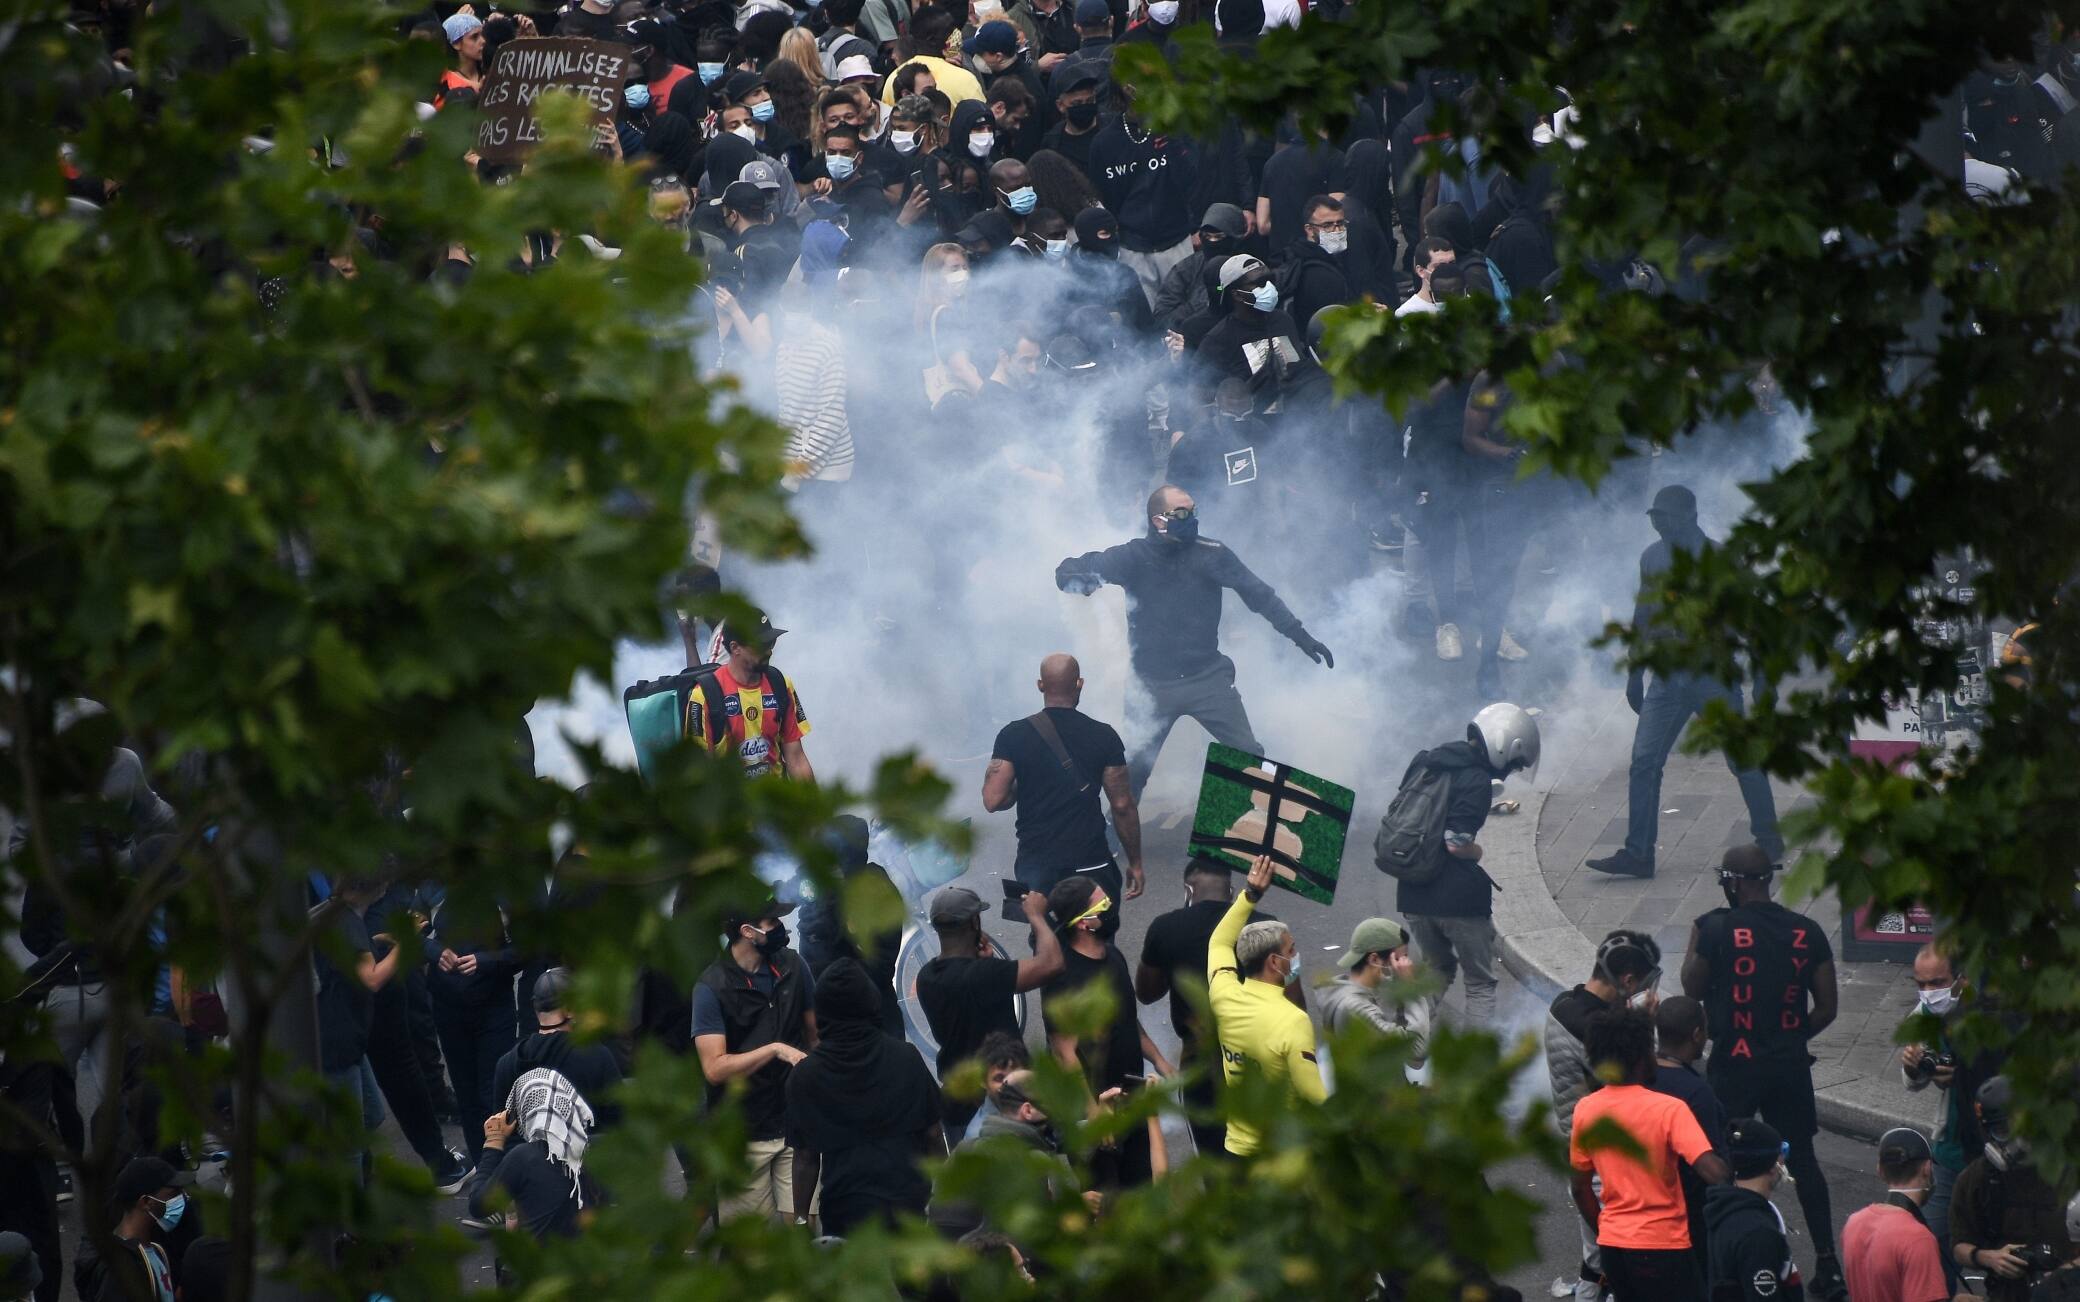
1158,514,1200,544
1065,102,1099,129
755,922,790,956
1199,236,1227,260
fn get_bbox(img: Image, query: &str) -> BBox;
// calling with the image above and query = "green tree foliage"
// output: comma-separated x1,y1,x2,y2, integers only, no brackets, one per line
1122,0,2080,1170
0,2,1559,1301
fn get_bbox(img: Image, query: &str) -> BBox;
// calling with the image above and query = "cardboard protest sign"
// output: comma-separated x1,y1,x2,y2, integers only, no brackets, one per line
1188,743,1352,904
475,37,631,163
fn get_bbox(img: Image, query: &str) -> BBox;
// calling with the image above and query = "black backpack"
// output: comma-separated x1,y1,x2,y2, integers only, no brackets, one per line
1373,757,1453,885
623,662,793,784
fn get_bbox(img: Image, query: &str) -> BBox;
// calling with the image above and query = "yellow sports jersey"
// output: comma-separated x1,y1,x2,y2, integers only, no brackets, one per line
687,666,809,778
1207,892,1326,1154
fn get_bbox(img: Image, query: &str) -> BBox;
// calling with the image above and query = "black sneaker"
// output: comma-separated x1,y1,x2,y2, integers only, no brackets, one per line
432,1150,471,1195
1584,849,1655,879
54,1168,73,1204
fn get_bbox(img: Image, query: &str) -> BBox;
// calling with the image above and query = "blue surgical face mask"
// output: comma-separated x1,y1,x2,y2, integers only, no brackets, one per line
825,153,857,180
1249,282,1279,312
1001,185,1037,214
624,83,651,110
1043,237,1070,261
750,99,775,122
150,1192,187,1230
698,61,726,83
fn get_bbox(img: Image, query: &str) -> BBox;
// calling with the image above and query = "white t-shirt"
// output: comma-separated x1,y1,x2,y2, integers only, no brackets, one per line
1394,294,1443,318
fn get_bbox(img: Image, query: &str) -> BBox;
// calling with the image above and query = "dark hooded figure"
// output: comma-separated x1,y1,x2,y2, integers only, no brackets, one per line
1068,206,1153,333
1472,173,1557,309
945,99,998,169
700,131,758,200
956,209,1018,266
643,111,700,182
783,959,943,1237
1339,137,1398,300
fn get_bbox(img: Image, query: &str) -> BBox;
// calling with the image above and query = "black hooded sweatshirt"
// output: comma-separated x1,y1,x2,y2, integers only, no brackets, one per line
1704,1183,1803,1301
784,960,941,1237
490,1031,625,1131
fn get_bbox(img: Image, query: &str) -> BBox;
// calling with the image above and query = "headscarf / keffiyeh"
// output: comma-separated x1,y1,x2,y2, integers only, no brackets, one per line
506,1067,596,1206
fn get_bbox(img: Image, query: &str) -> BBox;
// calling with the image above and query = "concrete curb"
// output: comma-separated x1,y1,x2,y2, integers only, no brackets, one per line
1489,788,1935,1143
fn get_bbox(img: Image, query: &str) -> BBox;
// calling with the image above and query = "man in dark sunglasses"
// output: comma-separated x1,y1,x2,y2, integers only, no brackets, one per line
1055,483,1334,799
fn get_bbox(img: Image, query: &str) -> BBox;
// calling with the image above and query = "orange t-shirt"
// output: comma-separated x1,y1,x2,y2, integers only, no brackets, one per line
1569,1083,1715,1250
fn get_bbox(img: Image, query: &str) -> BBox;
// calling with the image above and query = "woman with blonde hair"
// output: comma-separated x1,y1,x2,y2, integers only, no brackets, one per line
916,243,983,406
776,27,828,92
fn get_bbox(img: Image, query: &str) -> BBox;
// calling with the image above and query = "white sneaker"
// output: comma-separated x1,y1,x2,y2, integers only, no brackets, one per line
1549,1277,1575,1299
1435,623,1463,661
1498,629,1529,661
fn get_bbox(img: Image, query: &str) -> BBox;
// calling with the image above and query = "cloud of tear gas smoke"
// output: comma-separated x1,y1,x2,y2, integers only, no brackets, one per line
529,251,1813,834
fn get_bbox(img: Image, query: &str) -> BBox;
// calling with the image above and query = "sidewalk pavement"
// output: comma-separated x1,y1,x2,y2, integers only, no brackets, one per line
1488,691,1940,1141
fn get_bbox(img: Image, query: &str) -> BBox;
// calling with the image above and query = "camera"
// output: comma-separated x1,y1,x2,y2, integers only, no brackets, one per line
1905,1048,1959,1083
2015,1243,2063,1277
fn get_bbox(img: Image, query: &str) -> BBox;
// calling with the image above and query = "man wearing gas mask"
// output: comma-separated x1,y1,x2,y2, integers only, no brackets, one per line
1682,844,1846,1300
1055,483,1333,798
1950,1077,2076,1302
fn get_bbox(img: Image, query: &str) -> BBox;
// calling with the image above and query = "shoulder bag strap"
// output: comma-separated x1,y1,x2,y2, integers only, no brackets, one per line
1025,712,1091,793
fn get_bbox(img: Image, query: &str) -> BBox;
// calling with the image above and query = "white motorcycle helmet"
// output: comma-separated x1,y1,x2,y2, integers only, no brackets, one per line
1469,703,1540,782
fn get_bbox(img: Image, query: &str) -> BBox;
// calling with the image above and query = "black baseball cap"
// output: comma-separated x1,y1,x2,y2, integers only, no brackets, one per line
1052,64,1103,97
1725,1116,1785,1179
722,70,767,104
721,898,795,939
929,886,987,926
114,1155,194,1209
532,966,574,1013
1878,1125,1933,1167
722,181,771,217
719,608,786,647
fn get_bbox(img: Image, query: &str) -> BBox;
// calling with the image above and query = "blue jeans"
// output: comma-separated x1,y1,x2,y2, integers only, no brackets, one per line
1625,672,1782,863
1926,1158,1960,1289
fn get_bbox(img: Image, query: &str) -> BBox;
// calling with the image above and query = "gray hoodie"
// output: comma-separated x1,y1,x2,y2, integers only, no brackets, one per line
1318,974,1430,1068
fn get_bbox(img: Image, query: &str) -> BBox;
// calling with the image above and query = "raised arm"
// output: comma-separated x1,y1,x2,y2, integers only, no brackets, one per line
1013,891,1067,992
1055,542,1132,595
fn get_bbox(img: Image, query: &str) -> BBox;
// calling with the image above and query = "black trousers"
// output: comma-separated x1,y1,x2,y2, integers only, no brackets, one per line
0,1150,60,1302
1708,1058,1834,1257
1601,1245,1704,1302
365,985,450,1171
433,997,517,1162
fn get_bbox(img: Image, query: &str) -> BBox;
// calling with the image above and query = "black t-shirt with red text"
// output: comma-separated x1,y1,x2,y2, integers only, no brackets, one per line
1696,900,1832,1068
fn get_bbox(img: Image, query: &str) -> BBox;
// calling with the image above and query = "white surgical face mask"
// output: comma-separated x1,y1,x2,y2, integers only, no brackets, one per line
943,267,970,293
891,129,920,153
825,153,857,180
968,132,995,158
729,124,757,144
1918,986,1958,1016
1148,0,1179,22
1317,229,1348,255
